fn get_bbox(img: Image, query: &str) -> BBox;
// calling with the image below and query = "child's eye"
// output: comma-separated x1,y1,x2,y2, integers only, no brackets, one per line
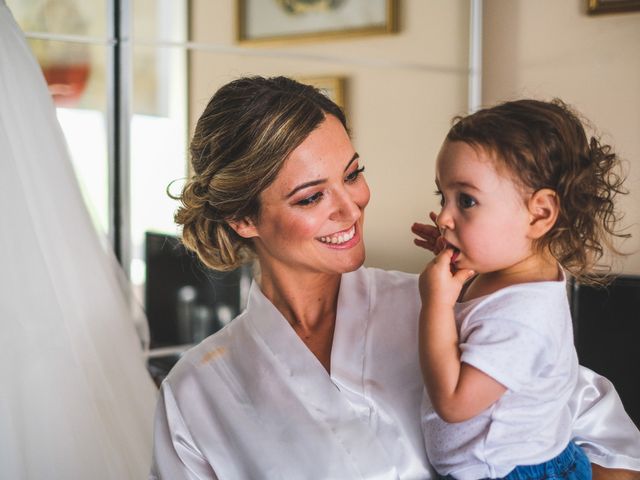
345,166,365,183
434,189,444,207
458,193,477,209
296,192,323,206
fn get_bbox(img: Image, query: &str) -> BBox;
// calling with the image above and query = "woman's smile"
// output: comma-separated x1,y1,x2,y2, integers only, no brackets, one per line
235,114,370,276
317,224,358,247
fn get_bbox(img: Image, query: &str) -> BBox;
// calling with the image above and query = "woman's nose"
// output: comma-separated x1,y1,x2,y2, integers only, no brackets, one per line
330,189,362,223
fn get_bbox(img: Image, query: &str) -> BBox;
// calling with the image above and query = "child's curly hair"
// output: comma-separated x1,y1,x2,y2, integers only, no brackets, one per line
447,99,629,284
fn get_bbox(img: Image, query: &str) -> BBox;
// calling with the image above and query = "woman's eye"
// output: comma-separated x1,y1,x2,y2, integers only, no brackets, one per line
296,192,323,206
434,190,444,207
345,166,365,183
458,193,477,209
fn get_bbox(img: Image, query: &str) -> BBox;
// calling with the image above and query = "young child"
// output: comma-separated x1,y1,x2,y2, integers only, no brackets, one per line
417,99,628,480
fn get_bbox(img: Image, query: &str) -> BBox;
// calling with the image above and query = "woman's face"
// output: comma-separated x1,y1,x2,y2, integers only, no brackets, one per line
238,114,370,277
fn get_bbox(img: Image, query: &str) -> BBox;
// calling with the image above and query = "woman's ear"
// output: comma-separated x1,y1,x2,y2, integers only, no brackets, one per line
227,217,259,239
527,188,559,240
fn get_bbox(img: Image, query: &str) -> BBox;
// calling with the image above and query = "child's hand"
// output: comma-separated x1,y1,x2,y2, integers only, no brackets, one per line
419,248,475,308
412,212,446,254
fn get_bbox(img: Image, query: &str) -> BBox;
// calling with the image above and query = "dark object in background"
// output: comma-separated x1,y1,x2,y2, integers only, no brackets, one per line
145,232,251,384
570,275,640,428
147,353,182,388
145,231,249,348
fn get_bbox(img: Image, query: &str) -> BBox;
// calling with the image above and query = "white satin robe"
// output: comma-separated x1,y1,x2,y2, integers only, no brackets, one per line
150,267,640,479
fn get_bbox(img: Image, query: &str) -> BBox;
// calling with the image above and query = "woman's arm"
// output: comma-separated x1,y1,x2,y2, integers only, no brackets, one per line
570,366,640,475
592,464,640,480
150,384,219,480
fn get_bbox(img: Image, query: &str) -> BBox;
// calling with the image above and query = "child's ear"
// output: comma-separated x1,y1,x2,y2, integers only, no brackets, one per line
227,217,259,239
527,188,559,239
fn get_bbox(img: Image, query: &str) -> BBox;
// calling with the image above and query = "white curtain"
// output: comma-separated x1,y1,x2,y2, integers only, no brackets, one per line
0,2,157,478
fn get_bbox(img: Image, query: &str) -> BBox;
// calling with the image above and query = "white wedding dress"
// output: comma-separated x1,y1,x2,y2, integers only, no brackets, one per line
0,2,157,479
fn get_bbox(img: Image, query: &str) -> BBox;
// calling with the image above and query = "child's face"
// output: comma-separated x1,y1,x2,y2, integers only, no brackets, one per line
435,140,534,275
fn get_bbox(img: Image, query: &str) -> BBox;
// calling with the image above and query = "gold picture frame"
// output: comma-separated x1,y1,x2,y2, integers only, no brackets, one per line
587,0,640,14
296,75,346,110
236,0,397,45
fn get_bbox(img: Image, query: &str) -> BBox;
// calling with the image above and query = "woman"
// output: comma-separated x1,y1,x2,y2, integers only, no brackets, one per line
150,76,640,479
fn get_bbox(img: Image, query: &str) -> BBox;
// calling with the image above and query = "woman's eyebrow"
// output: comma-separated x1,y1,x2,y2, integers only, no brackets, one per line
343,152,360,172
285,152,360,198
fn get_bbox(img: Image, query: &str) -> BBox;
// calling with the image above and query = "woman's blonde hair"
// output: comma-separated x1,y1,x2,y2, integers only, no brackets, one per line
173,76,347,271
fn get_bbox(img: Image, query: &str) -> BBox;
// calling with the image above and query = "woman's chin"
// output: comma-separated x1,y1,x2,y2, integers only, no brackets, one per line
346,256,366,273
337,246,366,274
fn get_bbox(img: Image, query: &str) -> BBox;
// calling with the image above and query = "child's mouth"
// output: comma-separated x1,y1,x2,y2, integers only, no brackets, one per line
441,238,460,272
442,238,460,263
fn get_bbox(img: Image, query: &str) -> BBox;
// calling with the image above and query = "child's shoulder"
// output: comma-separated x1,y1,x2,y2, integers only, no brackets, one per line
457,278,570,333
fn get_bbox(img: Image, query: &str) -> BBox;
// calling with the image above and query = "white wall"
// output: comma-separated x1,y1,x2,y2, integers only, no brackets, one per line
483,0,640,274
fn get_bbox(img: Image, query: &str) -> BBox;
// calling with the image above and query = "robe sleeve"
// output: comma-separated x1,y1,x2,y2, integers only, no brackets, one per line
571,366,640,471
149,383,219,480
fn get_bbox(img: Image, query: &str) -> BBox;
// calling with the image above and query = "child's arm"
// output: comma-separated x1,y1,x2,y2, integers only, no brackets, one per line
419,248,506,423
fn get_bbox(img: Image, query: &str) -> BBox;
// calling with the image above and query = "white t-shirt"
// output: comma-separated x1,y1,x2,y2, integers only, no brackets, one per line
423,275,578,480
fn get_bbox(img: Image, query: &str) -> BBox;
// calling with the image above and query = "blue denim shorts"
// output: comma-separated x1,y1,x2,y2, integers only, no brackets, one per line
438,442,592,480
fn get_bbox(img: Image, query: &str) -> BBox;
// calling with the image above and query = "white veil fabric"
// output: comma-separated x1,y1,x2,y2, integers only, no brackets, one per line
0,2,157,479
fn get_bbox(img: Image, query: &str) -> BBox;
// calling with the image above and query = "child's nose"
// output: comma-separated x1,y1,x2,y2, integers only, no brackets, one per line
436,210,453,234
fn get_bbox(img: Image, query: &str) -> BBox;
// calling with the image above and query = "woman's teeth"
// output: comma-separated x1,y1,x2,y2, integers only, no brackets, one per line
319,225,356,244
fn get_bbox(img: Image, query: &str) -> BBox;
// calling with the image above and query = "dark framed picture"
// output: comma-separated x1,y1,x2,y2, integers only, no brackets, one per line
236,0,398,44
587,0,640,14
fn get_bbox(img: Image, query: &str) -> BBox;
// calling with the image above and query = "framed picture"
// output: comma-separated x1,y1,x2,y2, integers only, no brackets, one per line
236,0,397,44
587,0,640,14
296,76,346,110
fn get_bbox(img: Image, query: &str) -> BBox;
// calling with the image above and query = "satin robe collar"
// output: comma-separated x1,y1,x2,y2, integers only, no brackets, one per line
244,269,400,479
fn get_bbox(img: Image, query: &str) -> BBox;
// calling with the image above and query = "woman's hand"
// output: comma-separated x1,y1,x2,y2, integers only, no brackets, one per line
412,212,445,254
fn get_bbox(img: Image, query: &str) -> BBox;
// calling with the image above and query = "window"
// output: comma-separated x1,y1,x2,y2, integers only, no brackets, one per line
11,1,478,356
10,0,189,303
